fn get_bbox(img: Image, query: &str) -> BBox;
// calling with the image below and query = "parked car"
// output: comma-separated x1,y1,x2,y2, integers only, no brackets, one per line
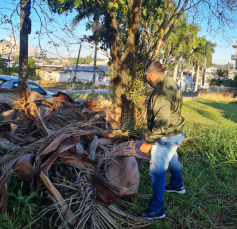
0,75,53,98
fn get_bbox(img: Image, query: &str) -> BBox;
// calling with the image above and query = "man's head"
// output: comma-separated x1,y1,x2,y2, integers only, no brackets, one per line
145,61,164,86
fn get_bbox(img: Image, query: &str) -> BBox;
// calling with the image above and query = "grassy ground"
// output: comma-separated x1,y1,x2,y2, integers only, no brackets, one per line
129,99,237,228
182,91,199,96
33,80,108,90
68,93,111,101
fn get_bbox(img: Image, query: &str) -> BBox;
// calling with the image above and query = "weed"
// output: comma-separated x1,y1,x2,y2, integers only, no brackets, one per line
3,172,43,228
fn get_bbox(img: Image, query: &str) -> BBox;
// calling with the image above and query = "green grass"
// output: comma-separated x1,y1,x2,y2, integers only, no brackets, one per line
68,92,111,101
128,99,237,228
182,91,198,96
33,80,108,90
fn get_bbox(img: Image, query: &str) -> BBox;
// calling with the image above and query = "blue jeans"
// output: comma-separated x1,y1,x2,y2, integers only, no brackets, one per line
149,132,184,211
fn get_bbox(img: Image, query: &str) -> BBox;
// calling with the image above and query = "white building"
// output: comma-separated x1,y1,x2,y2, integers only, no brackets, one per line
28,47,38,57
38,65,110,86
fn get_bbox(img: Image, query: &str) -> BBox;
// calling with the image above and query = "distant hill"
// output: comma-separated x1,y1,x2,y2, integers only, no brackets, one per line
211,63,234,69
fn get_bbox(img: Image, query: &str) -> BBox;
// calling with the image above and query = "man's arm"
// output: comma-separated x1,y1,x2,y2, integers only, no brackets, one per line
146,97,171,145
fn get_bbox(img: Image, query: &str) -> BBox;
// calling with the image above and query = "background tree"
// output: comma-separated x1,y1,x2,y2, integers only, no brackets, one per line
0,55,7,74
13,55,37,79
215,69,228,78
45,0,237,124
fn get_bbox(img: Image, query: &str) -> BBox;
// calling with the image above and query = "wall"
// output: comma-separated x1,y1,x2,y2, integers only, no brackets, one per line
198,90,237,102
207,86,237,94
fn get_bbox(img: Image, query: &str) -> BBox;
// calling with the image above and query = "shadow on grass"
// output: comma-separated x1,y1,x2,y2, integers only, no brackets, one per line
198,100,237,123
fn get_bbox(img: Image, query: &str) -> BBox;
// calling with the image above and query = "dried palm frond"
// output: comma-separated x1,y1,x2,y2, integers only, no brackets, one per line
45,109,85,131
0,121,94,166
24,102,50,136
52,92,74,103
35,171,150,229
0,91,151,228
0,109,16,121
39,171,76,226
0,158,19,213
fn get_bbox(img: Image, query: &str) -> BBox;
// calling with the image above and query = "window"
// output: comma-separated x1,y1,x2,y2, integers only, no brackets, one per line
28,82,46,95
0,79,6,85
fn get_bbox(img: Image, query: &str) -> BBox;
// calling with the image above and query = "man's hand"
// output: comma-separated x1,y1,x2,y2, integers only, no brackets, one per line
140,141,152,153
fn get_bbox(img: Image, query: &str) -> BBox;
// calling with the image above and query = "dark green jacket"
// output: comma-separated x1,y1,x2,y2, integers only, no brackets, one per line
146,74,185,145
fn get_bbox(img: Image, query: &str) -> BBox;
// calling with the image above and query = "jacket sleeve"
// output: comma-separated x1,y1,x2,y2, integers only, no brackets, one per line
146,97,171,145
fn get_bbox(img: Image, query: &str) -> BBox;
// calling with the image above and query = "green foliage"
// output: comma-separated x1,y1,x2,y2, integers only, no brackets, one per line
0,55,7,72
72,55,93,65
44,0,216,125
215,68,228,78
3,173,43,228
0,212,15,229
13,55,37,79
210,76,237,87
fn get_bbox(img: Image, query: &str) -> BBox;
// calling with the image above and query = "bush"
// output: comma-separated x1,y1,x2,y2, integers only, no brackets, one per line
210,76,237,87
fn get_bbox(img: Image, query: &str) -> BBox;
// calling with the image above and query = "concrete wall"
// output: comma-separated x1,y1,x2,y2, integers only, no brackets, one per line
207,86,237,94
198,90,237,102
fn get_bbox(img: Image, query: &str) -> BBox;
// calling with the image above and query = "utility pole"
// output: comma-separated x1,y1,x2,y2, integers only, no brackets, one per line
19,0,31,88
202,42,208,86
92,13,99,93
92,41,98,93
72,44,82,89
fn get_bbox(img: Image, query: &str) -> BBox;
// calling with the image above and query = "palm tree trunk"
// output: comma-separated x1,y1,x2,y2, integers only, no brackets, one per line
191,66,195,90
194,65,200,92
173,64,178,83
200,67,204,86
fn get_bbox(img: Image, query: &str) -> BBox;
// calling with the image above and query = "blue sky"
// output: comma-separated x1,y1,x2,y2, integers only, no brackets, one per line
0,0,236,65
0,0,108,59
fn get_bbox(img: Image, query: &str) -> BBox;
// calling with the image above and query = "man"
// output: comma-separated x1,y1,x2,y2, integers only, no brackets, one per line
139,60,186,220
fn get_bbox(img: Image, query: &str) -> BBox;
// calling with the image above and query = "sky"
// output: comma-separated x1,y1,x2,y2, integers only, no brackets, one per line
0,0,108,60
0,0,236,65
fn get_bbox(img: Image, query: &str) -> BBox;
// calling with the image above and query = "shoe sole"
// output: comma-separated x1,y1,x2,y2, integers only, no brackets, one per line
143,214,166,220
165,189,186,194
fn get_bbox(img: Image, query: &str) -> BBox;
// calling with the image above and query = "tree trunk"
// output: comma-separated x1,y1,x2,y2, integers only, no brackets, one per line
173,64,178,83
200,67,204,86
18,0,30,88
105,10,122,123
191,66,195,90
185,68,189,92
194,65,200,92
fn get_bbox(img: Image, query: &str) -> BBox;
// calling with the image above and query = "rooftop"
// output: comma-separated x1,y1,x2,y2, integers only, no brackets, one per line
0,39,11,45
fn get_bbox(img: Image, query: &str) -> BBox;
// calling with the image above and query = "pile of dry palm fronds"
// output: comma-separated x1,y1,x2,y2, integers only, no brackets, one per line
0,87,151,228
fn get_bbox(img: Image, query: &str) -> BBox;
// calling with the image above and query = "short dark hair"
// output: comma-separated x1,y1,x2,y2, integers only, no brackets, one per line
145,61,164,73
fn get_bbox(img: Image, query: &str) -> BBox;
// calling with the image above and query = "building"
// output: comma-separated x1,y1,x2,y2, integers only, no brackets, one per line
231,42,237,70
36,64,110,85
0,36,19,57
28,47,38,57
0,36,39,59
230,42,237,76
7,36,18,45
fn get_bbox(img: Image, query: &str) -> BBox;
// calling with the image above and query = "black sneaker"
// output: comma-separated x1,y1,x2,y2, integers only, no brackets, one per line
165,185,186,194
139,208,165,220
